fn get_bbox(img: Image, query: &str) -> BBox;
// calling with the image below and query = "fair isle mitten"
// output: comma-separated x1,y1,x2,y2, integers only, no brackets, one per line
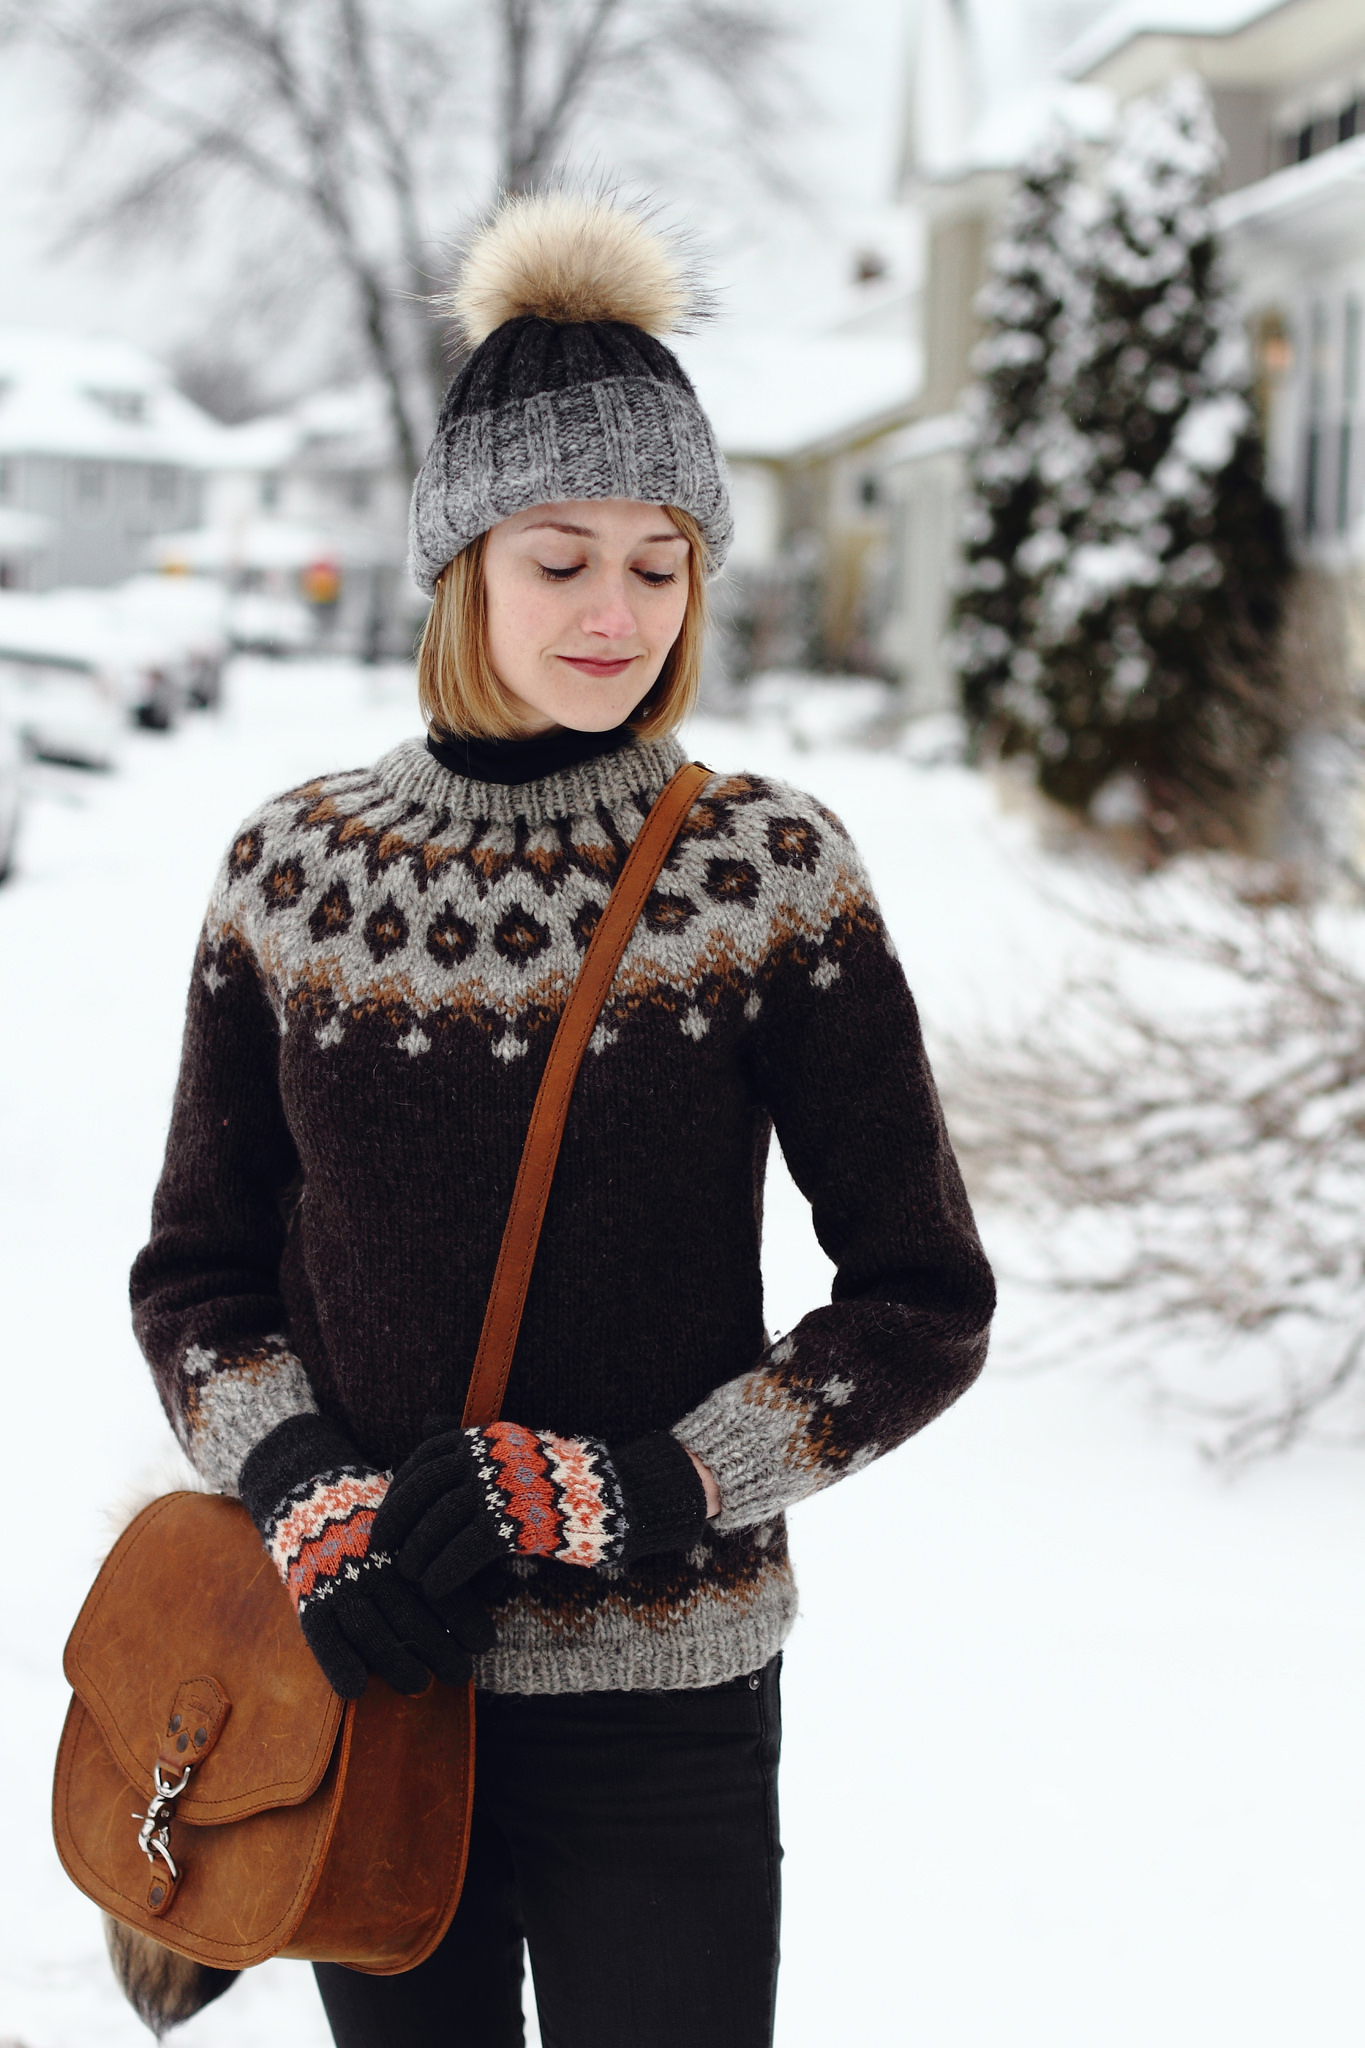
371,1420,709,1606
238,1413,494,1700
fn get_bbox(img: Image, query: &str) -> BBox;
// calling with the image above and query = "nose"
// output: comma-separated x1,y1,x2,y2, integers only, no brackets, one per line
578,572,638,643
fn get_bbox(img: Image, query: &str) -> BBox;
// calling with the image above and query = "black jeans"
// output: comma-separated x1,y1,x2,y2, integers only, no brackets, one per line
314,1657,782,2048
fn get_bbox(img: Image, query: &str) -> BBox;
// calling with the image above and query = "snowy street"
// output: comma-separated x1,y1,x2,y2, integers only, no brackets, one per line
3,664,1364,2046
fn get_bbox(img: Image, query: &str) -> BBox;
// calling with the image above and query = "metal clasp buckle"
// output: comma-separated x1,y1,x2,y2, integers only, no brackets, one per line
131,1761,192,1879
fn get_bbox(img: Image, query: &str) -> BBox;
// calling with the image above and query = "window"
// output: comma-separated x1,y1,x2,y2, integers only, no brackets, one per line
1278,88,1364,167
260,473,280,509
149,467,177,505
1303,302,1327,538
76,463,106,505
0,457,9,502
347,473,372,511
1340,296,1361,535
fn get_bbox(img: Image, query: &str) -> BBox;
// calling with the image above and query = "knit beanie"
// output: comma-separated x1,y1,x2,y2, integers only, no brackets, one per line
407,192,733,594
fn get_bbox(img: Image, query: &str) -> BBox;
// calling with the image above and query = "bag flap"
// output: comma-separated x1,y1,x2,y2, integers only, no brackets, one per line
64,1492,343,1823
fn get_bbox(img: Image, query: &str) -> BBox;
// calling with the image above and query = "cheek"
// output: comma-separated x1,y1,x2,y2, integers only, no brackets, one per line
649,581,690,651
485,573,560,670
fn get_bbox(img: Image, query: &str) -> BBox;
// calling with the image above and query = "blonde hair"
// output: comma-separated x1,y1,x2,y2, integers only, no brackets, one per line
417,507,708,743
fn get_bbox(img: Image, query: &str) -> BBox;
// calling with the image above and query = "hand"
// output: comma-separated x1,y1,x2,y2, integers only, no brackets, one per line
372,1417,711,1609
238,1414,495,1701
686,1450,722,1518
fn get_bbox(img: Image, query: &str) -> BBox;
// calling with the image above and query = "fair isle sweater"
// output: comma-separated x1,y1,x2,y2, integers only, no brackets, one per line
131,731,995,1694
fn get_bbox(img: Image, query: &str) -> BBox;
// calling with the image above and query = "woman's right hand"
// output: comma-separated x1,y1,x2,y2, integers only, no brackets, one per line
238,1413,495,1700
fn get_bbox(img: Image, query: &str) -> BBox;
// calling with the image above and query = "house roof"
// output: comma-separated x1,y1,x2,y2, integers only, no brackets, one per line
213,379,399,476
0,330,228,466
1061,0,1363,94
1215,127,1365,244
673,329,921,463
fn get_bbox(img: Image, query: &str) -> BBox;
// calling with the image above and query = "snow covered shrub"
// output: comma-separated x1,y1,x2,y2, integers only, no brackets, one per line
942,878,1365,1459
954,132,1083,733
956,79,1292,853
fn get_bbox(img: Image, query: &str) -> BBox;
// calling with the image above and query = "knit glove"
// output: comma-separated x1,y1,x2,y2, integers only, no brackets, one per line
371,1419,709,1608
238,1413,495,1701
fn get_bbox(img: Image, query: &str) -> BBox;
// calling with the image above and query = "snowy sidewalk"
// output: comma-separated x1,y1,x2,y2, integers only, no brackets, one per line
2,662,1362,2046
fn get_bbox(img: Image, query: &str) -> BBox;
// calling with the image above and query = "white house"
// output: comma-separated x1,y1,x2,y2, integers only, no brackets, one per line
891,0,1365,713
154,380,417,657
1065,0,1365,563
0,332,224,591
677,309,921,677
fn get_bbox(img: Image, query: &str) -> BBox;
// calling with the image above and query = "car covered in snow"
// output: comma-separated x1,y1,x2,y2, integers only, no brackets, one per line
225,588,319,658
116,574,230,709
0,577,231,764
0,593,128,768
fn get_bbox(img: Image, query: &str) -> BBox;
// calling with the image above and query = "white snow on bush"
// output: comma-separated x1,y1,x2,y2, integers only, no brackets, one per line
1172,391,1249,474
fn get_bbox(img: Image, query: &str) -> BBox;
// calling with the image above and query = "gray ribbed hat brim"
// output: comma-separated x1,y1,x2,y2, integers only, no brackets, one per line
407,374,733,594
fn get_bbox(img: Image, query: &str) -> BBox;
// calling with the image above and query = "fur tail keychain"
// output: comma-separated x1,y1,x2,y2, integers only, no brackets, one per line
103,1917,236,2037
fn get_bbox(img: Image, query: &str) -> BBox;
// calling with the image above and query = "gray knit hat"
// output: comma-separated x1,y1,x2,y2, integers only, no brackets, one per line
407,193,732,594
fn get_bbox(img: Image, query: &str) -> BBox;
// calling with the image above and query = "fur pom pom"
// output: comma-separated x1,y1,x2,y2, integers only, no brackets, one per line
449,191,702,347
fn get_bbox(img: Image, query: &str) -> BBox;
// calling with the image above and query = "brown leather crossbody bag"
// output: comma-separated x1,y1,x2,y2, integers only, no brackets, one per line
51,760,711,2000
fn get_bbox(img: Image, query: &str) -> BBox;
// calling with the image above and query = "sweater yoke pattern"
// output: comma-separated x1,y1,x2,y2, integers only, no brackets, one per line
204,736,868,1067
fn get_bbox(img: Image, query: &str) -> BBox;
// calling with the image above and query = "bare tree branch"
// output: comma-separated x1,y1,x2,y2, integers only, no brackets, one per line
941,869,1365,1459
21,0,801,465
499,0,624,192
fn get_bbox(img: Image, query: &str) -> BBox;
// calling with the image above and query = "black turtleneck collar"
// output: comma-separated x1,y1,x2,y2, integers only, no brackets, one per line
426,721,634,787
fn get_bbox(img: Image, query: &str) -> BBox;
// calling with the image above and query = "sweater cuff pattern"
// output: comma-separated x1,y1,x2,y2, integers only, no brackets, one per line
177,1333,318,1494
674,1337,874,1534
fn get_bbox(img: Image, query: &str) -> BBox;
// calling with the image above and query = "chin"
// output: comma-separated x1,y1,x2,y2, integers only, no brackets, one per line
543,687,651,733
558,709,635,732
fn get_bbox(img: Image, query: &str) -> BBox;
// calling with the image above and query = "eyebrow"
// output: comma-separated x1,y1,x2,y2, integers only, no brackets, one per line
521,520,686,545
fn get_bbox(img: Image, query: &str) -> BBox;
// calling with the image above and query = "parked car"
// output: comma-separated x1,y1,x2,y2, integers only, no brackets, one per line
226,588,318,658
0,645,124,770
0,587,186,755
0,714,23,882
116,574,230,709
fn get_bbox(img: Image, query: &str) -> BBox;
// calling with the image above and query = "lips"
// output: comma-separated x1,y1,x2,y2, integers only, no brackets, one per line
558,656,636,677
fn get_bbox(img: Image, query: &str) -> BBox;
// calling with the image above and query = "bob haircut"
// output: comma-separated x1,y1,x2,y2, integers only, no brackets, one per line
417,505,708,743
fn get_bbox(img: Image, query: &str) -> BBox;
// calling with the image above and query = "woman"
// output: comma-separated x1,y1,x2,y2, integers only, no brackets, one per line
131,192,995,2048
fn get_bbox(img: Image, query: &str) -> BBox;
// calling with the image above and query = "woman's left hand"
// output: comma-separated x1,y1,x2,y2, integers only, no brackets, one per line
372,1418,714,1606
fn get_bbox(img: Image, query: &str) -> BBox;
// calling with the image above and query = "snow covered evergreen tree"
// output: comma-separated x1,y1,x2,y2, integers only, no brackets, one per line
954,132,1082,734
958,78,1291,851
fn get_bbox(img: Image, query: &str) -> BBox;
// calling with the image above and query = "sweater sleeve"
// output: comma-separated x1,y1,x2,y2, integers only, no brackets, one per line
130,837,319,1493
672,804,994,1533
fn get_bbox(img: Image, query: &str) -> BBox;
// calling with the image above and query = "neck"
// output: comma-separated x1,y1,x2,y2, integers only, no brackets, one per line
426,721,635,788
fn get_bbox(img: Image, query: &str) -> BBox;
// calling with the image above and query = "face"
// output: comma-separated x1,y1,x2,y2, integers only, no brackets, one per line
482,499,691,735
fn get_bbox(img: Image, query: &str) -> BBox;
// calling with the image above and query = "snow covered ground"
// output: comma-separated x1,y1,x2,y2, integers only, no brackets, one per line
3,661,1363,2047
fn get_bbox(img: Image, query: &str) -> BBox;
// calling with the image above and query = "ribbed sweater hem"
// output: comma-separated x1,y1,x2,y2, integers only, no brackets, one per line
469,1569,798,1695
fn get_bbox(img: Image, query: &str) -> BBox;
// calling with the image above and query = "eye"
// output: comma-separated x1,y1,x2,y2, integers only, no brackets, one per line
536,562,583,582
635,569,679,587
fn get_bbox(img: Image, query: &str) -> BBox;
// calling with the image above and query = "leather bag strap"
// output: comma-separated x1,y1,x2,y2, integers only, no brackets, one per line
460,759,712,1430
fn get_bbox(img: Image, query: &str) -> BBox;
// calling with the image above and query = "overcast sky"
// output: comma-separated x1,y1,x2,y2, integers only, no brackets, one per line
0,0,1080,390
